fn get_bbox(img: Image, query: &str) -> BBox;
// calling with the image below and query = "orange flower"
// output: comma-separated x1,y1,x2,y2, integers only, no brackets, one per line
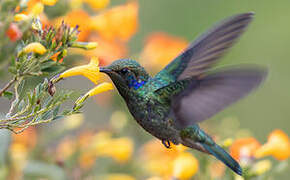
78,131,95,147
140,32,188,71
50,49,67,63
255,129,290,160
10,127,37,177
50,51,61,62
39,13,51,28
77,131,99,169
11,127,37,150
6,23,22,42
78,149,97,169
210,162,225,179
77,131,134,169
91,1,138,42
140,139,188,178
173,152,199,180
54,10,91,41
56,137,77,160
229,137,261,162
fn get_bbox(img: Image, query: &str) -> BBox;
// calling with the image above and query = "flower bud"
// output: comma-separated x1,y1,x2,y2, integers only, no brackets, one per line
23,42,47,55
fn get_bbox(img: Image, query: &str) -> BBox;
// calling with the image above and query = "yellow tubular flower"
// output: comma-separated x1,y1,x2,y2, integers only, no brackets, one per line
146,177,163,180
94,137,134,163
59,57,100,84
104,174,135,180
14,14,29,22
252,160,272,175
41,0,58,6
69,0,83,9
23,42,47,55
74,82,113,109
222,138,233,148
84,0,110,11
173,152,198,180
71,41,98,50
86,42,99,50
87,82,113,97
31,2,44,16
10,143,28,177
255,129,290,160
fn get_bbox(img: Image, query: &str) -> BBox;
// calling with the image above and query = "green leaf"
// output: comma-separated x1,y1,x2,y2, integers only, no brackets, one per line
40,61,57,70
52,115,64,121
33,104,41,113
53,105,60,116
41,110,53,120
41,64,65,74
8,66,17,74
2,91,13,100
18,99,25,111
18,80,26,93
35,83,42,98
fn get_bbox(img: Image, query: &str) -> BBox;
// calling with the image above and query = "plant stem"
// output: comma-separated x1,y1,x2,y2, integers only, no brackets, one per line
0,101,63,123
7,76,23,116
0,76,17,97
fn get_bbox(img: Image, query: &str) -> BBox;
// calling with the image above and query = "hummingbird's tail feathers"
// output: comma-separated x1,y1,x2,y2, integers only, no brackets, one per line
180,125,242,175
202,143,243,176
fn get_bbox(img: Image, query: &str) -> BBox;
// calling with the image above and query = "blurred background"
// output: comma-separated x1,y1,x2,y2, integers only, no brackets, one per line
0,0,289,179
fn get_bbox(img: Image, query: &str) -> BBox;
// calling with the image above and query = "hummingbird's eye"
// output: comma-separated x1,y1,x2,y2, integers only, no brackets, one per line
120,68,129,74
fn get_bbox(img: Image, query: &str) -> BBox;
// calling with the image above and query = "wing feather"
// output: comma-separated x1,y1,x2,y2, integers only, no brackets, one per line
153,12,254,88
172,66,267,128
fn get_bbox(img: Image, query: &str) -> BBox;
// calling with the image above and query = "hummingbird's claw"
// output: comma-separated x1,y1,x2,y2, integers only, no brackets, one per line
162,140,171,149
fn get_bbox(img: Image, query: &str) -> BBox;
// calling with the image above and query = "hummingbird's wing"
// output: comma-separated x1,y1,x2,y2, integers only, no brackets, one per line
169,65,267,128
152,12,254,90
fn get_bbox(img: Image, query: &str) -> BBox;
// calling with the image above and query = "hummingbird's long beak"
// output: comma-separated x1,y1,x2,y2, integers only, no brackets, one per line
99,67,112,73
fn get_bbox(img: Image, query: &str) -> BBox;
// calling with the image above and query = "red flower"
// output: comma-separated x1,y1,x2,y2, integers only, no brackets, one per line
6,23,22,42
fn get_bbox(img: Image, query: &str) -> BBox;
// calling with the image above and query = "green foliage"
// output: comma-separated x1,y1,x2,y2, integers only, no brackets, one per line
0,1,95,133
0,79,79,133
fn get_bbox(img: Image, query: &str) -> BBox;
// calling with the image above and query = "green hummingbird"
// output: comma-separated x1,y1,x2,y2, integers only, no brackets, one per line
99,12,267,175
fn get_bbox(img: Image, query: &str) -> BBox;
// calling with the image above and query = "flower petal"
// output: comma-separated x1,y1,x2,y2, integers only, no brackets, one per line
86,82,113,97
23,42,47,54
58,57,100,84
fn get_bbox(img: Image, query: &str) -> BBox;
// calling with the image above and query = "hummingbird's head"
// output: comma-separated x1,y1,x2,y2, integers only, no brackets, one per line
100,59,150,96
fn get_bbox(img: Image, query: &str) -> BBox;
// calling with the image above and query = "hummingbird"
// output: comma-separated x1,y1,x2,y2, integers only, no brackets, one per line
99,12,267,175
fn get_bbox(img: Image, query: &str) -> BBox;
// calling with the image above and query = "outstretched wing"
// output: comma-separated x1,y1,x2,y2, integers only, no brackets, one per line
171,66,267,128
151,12,254,89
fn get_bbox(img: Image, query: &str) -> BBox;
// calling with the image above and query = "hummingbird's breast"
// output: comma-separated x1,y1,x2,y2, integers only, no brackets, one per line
125,91,181,145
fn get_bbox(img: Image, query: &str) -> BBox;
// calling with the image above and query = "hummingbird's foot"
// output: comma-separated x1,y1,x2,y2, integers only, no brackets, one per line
162,140,171,149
